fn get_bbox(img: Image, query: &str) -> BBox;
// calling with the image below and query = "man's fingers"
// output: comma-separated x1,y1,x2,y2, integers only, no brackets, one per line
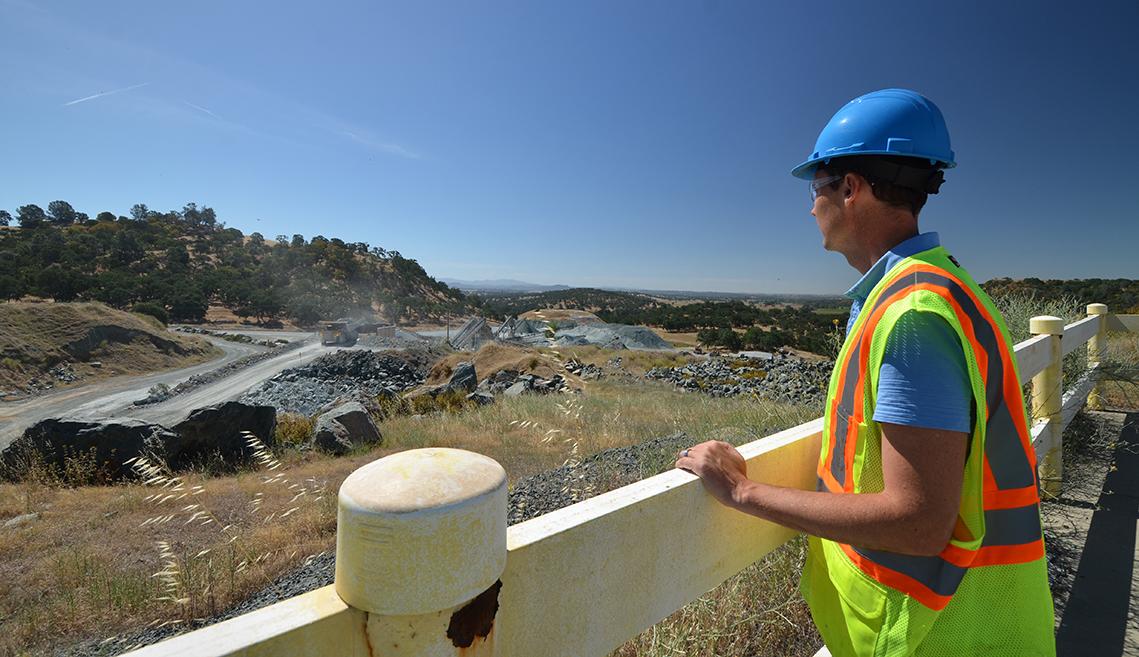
675,455,697,473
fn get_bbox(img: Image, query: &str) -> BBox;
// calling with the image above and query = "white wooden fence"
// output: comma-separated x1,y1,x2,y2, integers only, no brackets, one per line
122,305,1137,657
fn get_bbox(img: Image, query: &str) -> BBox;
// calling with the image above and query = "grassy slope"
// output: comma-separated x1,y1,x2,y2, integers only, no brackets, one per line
0,302,220,393
0,379,817,656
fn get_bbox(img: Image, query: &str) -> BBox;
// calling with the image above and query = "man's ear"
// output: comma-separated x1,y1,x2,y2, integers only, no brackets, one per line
843,173,857,201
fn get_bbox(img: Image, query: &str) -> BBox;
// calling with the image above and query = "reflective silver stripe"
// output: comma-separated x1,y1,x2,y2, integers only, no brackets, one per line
941,280,1035,490
851,545,968,597
829,349,863,487
981,504,1043,547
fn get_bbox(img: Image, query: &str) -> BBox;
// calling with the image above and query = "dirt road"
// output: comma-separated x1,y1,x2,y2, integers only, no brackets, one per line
0,334,331,448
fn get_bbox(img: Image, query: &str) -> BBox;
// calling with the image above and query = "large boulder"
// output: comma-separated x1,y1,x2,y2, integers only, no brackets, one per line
311,401,382,455
169,401,276,469
503,381,530,397
445,362,478,393
3,418,178,481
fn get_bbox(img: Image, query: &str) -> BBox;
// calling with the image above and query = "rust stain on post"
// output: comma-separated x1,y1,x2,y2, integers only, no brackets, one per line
447,580,502,648
362,611,376,657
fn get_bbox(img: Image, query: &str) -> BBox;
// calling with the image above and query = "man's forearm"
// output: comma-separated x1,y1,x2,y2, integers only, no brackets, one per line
729,480,951,557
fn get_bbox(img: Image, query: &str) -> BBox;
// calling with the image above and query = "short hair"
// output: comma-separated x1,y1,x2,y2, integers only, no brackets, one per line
818,155,944,216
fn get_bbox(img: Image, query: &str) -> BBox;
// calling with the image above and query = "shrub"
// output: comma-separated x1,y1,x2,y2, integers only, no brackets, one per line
131,302,169,325
275,413,315,446
408,389,473,415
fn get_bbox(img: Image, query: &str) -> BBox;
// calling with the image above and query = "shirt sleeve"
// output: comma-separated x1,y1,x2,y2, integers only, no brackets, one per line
872,309,973,433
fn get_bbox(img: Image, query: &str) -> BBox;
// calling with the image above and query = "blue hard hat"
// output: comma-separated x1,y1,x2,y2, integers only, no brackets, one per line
791,88,955,179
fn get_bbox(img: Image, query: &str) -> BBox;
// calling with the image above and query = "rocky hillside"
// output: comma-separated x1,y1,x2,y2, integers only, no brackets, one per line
0,302,218,396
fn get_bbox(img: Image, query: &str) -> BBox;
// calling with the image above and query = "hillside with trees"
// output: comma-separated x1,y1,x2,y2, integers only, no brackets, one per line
981,278,1139,313
0,201,471,324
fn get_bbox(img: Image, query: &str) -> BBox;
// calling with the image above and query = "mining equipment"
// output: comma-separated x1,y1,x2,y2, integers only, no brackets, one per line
320,320,357,346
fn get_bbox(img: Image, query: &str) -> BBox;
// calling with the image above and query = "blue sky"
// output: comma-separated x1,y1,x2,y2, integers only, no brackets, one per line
2,0,1137,294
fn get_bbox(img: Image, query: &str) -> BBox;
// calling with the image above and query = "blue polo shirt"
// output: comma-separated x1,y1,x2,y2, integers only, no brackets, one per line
845,232,973,433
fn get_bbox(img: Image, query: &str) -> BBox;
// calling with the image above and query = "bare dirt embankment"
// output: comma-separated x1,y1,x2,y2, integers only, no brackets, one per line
0,302,220,398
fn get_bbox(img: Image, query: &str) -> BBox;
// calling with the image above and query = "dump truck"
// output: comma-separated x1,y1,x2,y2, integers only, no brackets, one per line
320,320,357,346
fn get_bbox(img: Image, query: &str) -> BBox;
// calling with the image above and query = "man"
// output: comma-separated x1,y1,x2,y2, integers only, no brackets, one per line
676,89,1054,656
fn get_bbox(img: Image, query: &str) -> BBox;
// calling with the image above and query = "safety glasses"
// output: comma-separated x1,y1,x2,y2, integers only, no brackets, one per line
809,175,843,202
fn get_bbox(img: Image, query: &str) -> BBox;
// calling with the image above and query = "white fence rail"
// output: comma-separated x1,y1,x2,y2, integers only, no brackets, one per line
124,306,1136,657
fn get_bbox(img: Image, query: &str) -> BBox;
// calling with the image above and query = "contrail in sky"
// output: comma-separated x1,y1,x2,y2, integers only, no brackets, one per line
183,100,221,120
340,130,422,159
62,82,149,107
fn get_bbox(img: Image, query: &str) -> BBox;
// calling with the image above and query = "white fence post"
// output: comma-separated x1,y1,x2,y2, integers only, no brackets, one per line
1086,303,1108,410
336,447,507,655
1029,316,1065,500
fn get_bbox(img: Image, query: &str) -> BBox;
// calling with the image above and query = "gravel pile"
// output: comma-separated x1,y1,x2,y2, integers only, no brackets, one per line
553,323,672,350
507,431,692,524
133,341,306,406
173,326,288,348
645,352,832,408
239,349,428,415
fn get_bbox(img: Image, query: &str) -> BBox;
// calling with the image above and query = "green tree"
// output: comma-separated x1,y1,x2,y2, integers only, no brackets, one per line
166,283,208,322
36,265,87,301
0,274,25,301
287,296,321,325
717,327,742,351
17,204,46,228
47,200,78,226
0,210,11,227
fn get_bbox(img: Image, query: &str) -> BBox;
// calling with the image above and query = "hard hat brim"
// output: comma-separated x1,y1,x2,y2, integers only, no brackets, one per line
791,152,956,180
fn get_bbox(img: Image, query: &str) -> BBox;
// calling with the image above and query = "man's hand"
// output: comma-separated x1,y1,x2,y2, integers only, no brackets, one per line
672,424,966,556
675,440,750,509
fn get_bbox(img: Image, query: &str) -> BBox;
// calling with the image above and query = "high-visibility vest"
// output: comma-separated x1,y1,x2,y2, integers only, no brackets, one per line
801,245,1055,657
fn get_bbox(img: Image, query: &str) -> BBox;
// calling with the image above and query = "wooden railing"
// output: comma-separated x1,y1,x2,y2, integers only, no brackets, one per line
122,305,1137,657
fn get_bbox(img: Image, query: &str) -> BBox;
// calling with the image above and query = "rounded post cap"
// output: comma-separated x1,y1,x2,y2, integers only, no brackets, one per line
1087,303,1108,315
1029,315,1066,335
335,448,507,615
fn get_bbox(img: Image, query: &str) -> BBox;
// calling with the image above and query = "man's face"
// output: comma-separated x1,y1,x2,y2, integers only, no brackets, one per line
811,169,847,252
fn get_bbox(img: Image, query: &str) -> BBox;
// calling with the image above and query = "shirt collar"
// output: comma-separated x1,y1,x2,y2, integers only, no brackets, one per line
844,232,941,302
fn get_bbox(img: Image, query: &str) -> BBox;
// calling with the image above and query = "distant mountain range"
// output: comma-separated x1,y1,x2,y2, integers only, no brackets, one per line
440,278,573,293
443,278,845,303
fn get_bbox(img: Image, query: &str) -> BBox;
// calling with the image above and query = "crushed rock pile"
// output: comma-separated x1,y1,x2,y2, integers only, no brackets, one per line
239,350,427,415
134,341,305,406
646,352,832,409
553,323,671,350
173,326,288,347
502,319,671,351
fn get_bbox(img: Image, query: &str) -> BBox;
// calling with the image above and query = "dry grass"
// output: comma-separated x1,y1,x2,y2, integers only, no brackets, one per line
558,345,696,376
425,342,564,386
649,328,701,348
518,308,602,322
1099,330,1139,409
612,537,820,657
0,381,816,655
0,302,219,392
382,380,816,484
0,445,345,657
